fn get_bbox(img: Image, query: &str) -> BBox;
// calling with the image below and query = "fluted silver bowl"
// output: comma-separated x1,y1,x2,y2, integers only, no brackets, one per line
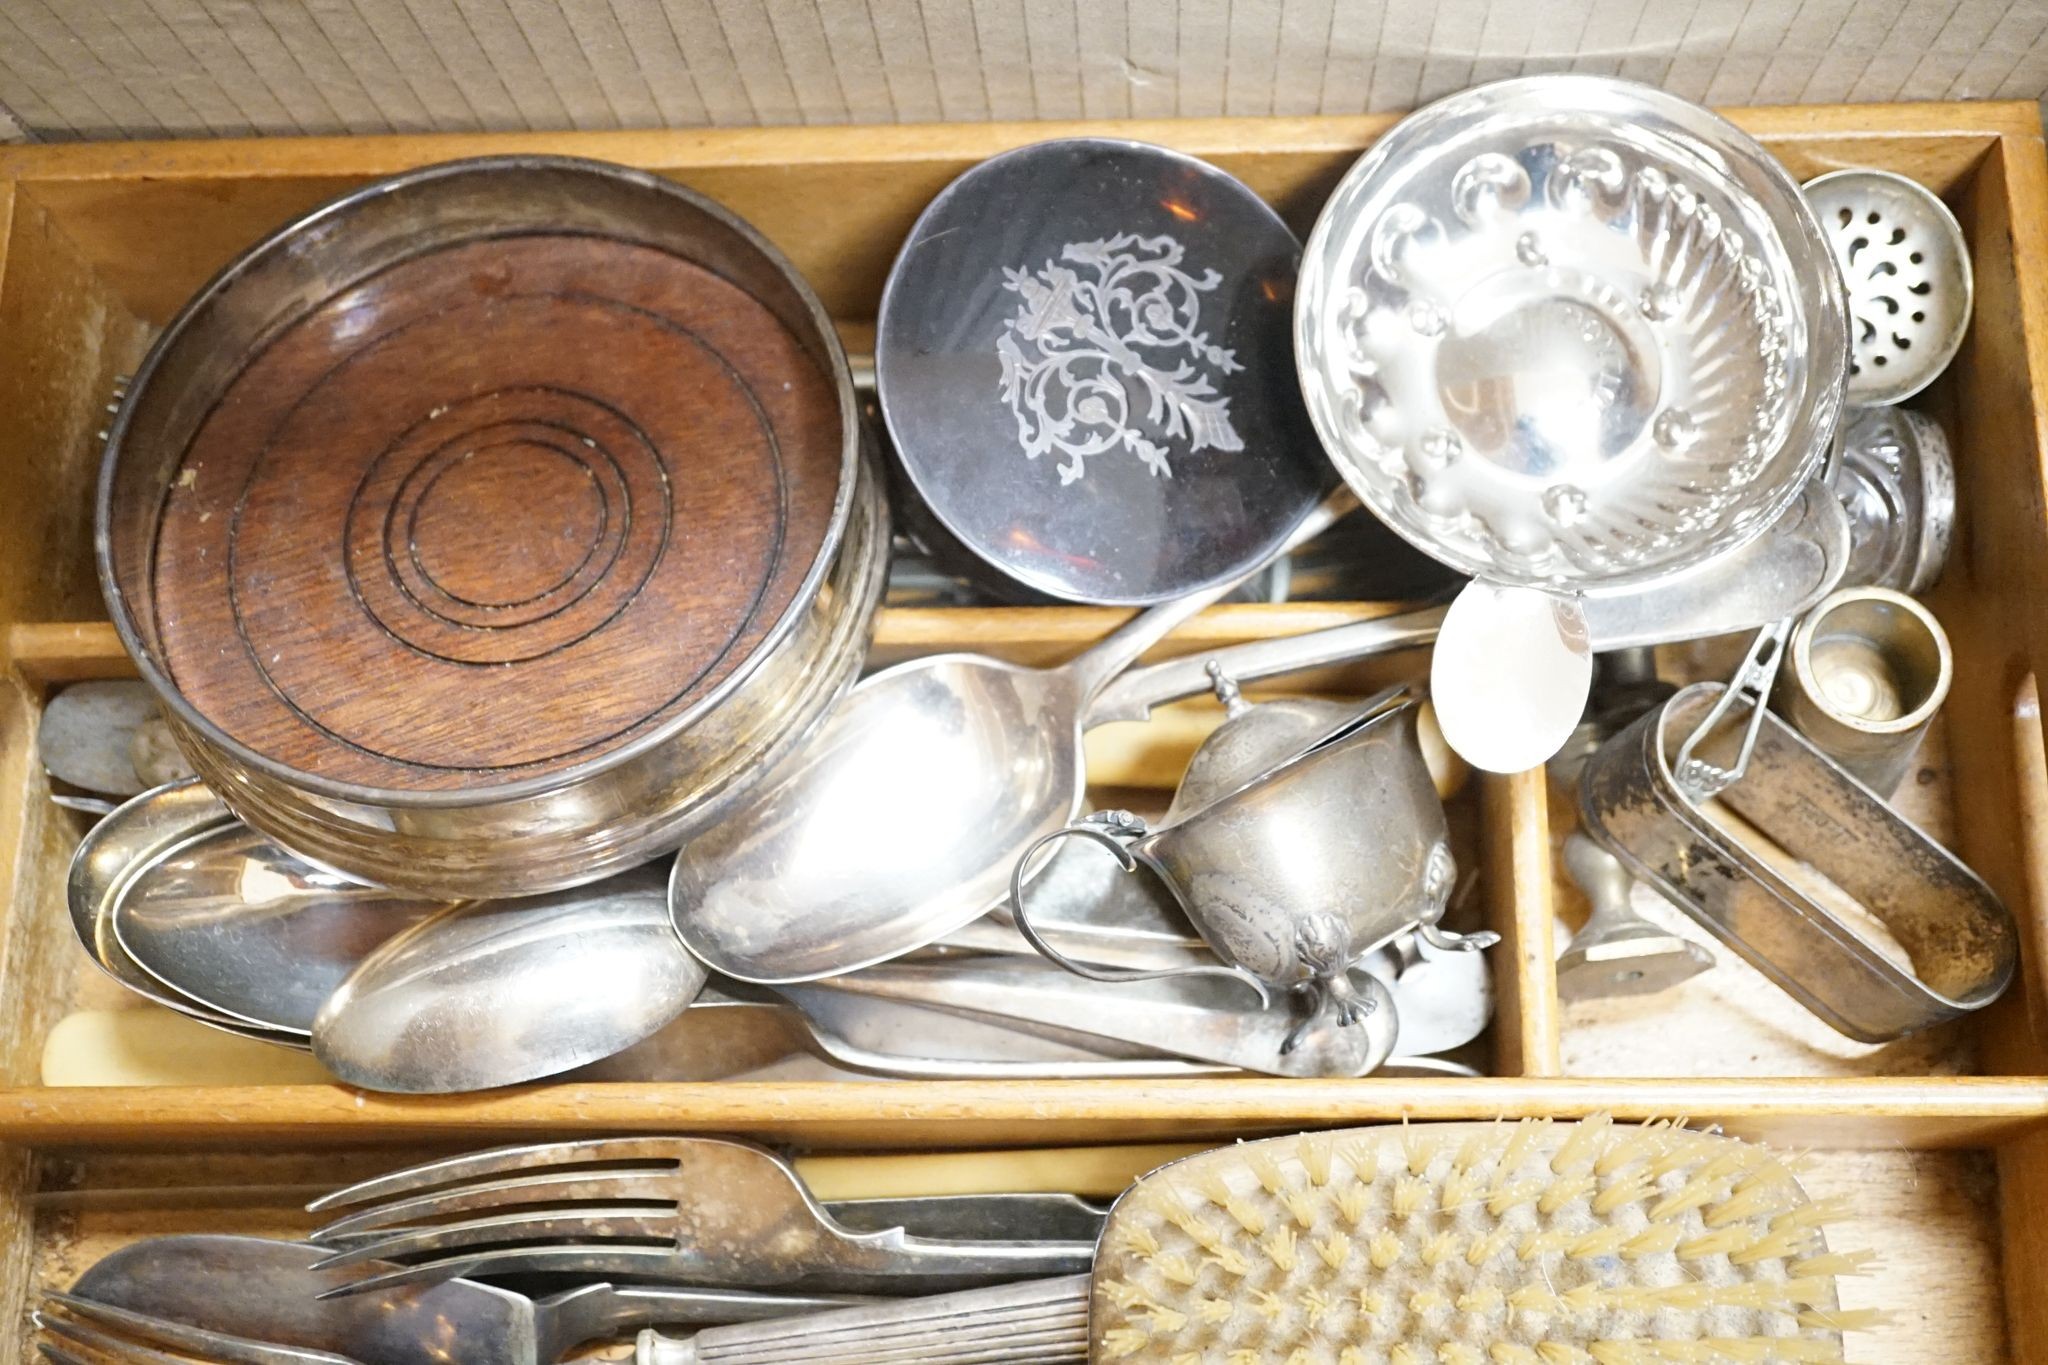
1297,75,1848,590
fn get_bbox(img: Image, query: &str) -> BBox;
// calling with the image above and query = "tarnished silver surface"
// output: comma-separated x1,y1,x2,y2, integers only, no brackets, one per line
639,1275,1092,1365
1555,832,1712,999
1576,478,1850,650
1805,169,1973,405
67,780,312,1049
1547,649,1711,999
313,863,703,1093
1084,482,1846,736
38,1292,357,1365
1581,681,2015,1041
1167,669,1407,820
37,680,193,799
63,1235,858,1365
809,956,1399,1078
1298,75,1847,591
98,156,886,899
1670,614,1795,798
1013,702,1491,1051
111,812,446,1035
769,987,1199,1076
308,1137,1094,1297
1834,406,1955,593
1776,586,1952,795
669,497,1347,985
571,990,1182,1081
880,923,1493,1061
1087,605,1444,726
986,832,1205,957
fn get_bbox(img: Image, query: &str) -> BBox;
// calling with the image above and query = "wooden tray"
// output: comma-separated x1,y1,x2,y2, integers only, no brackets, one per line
3,104,2048,1360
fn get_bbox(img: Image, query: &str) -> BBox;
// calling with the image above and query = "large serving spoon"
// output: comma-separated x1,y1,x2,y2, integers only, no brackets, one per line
670,495,1353,983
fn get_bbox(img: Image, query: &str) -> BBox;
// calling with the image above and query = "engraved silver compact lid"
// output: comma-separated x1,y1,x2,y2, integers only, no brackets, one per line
876,138,1336,606
1296,75,1848,593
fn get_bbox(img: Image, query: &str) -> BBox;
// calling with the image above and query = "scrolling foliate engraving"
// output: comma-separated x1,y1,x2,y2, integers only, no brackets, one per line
996,233,1245,484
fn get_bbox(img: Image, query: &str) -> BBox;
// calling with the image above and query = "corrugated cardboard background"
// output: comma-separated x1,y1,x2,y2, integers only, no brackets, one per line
3,0,2047,141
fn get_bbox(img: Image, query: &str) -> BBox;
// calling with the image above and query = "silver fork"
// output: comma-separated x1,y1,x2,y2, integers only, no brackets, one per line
306,1136,1096,1297
35,1293,362,1365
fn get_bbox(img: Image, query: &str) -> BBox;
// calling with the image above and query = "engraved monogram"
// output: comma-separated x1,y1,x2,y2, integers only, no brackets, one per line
996,233,1244,484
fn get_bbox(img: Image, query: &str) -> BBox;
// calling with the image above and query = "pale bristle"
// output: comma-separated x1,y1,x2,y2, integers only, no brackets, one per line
1590,1167,1657,1216
1403,1123,1435,1177
1593,1123,1665,1176
1439,1162,1488,1212
1344,1138,1383,1186
1249,1148,1291,1197
1303,1135,1337,1187
1537,1171,1597,1215
1622,1223,1683,1258
1801,1307,1892,1332
1728,1223,1823,1266
1458,1286,1505,1314
1590,1340,1844,1364
1550,1112,1612,1174
1675,1225,1750,1260
1092,1115,1874,1363
1282,1184,1323,1230
1466,1225,1515,1266
1496,1118,1550,1179
1455,1127,1504,1174
1792,1249,1879,1277
1487,1178,1545,1219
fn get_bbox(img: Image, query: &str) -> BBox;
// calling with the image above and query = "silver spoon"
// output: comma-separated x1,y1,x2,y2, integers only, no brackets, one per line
1431,581,1593,774
69,780,314,1048
1080,480,1849,729
38,679,195,799
314,862,702,1093
670,495,1351,984
112,820,446,1035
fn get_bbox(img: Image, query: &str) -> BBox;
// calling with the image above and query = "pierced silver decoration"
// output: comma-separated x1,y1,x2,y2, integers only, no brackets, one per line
1804,168,1973,406
1296,75,1848,592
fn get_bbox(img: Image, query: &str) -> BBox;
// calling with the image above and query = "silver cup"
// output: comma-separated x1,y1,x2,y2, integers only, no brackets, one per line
1774,586,1952,794
1009,702,1494,1053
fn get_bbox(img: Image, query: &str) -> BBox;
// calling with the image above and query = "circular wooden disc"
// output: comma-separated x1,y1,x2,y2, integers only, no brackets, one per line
151,234,845,791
